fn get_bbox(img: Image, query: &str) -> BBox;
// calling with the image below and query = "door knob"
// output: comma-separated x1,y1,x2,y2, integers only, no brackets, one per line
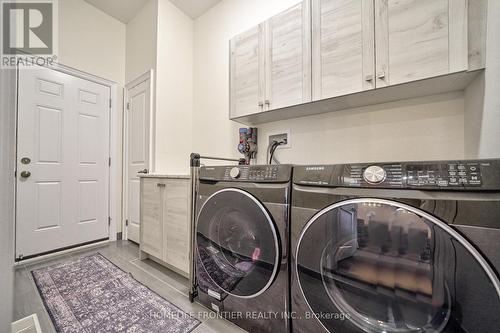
138,169,149,174
20,171,31,178
21,157,31,165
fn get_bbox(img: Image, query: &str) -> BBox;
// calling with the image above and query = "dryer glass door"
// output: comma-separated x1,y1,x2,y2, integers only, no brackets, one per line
296,198,500,333
197,188,281,298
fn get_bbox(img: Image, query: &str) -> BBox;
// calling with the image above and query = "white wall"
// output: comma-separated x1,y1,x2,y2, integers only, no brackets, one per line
126,0,158,83
59,0,126,85
258,93,465,164
474,0,500,158
59,0,126,231
193,0,469,165
0,68,16,329
155,0,194,174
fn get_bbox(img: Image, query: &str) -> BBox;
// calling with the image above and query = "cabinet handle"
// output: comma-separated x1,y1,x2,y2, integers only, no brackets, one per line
365,75,374,82
377,71,386,79
258,101,264,107
157,183,165,187
264,100,270,106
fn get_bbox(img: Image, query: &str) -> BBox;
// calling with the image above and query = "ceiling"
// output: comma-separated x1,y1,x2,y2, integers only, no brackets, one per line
169,0,221,19
84,0,222,23
84,0,149,24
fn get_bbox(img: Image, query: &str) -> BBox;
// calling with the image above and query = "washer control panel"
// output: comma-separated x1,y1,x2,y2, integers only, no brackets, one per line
293,159,500,190
346,164,404,187
224,166,279,180
406,162,482,188
200,165,292,183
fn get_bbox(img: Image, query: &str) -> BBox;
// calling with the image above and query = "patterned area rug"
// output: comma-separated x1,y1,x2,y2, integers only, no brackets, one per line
31,253,200,333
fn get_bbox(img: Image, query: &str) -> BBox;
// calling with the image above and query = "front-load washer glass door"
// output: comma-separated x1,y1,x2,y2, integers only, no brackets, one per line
196,188,281,298
296,198,500,333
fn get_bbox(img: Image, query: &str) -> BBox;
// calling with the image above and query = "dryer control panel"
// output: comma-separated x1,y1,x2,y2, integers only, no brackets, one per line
294,159,500,191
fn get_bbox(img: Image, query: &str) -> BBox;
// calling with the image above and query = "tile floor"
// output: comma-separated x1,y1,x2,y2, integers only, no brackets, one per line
13,240,246,333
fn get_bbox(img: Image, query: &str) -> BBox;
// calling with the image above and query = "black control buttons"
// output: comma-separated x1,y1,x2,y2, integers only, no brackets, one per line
407,163,482,188
248,166,279,181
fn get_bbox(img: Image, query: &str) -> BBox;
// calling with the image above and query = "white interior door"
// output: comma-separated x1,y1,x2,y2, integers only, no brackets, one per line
16,67,111,259
124,79,151,244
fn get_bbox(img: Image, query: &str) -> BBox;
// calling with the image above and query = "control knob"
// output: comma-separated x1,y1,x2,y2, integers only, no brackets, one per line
363,165,386,184
229,167,241,179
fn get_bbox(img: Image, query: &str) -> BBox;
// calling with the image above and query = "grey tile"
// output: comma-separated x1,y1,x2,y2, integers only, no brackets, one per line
22,253,75,272
131,258,189,294
145,278,208,316
109,240,140,261
67,243,110,258
193,317,247,333
13,266,32,298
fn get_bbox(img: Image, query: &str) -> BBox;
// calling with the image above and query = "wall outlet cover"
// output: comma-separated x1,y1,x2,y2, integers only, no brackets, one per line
269,130,291,149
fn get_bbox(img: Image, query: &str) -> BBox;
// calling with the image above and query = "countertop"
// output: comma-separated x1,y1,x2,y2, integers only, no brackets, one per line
138,174,190,179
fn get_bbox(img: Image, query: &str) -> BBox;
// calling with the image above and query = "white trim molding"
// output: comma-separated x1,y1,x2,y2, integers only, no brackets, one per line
123,69,155,241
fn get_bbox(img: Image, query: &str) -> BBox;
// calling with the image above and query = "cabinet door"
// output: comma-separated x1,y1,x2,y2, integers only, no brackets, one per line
375,0,467,87
265,0,311,110
163,179,190,274
230,25,265,118
312,0,375,100
140,178,163,259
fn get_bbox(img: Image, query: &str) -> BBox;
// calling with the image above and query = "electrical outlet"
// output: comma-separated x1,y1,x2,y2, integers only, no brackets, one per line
268,130,291,149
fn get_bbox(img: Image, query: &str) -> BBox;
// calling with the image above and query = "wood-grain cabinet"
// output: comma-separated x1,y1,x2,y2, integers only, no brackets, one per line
373,0,468,88
139,177,191,277
230,0,485,122
230,0,311,118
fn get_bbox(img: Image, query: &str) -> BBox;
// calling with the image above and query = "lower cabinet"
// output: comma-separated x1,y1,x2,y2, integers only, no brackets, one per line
139,176,191,277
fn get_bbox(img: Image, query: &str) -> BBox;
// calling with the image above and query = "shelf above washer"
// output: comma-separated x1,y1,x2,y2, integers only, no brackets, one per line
232,70,483,126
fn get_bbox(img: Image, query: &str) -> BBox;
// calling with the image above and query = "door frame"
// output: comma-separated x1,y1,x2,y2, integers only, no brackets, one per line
122,69,155,241
15,62,119,253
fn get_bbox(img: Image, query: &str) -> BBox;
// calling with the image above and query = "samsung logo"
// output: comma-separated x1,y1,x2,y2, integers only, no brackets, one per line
305,166,325,171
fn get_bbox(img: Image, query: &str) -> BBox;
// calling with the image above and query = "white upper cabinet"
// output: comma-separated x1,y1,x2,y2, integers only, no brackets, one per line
312,0,375,100
266,0,312,110
375,0,468,87
230,25,265,118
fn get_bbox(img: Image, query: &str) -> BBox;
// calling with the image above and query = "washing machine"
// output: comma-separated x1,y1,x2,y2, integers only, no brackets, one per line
290,159,500,333
195,164,292,333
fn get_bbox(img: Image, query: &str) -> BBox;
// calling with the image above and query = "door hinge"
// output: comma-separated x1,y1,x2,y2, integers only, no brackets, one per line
109,99,112,109
109,157,111,167
108,217,111,226
126,102,130,110
126,219,129,227
14,170,17,178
